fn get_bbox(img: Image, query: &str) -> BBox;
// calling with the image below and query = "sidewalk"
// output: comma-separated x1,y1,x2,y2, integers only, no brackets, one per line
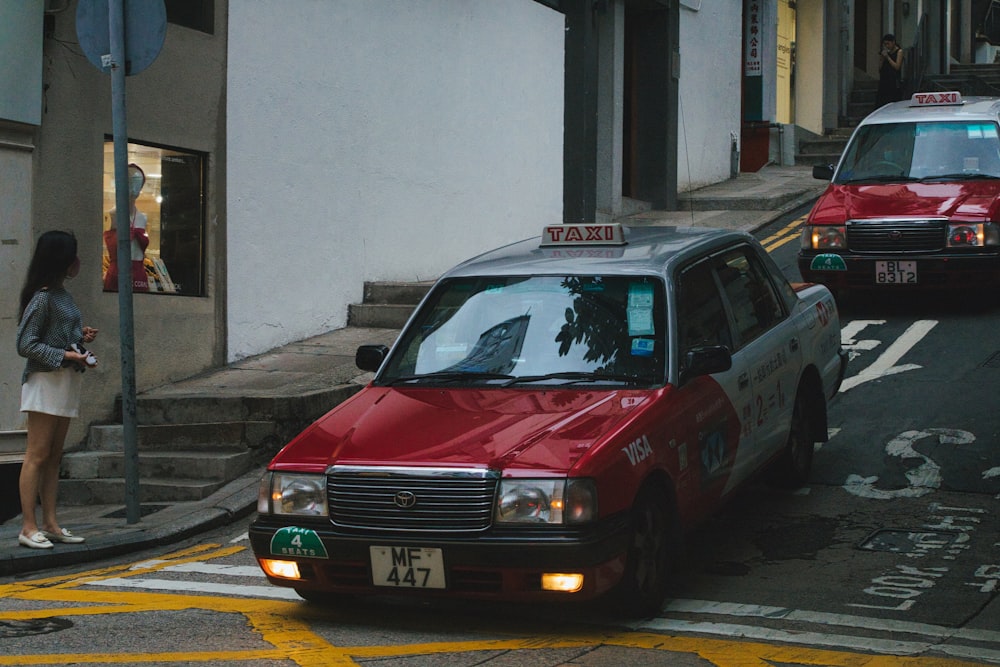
0,164,826,578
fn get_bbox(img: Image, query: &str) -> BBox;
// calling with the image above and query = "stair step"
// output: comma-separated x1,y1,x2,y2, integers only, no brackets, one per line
798,139,848,153
348,303,417,328
59,477,228,505
363,281,433,305
62,449,252,482
795,153,841,167
88,421,276,452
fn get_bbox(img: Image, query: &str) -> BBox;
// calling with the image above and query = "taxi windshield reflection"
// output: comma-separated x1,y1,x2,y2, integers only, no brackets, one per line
380,275,666,387
836,121,1000,184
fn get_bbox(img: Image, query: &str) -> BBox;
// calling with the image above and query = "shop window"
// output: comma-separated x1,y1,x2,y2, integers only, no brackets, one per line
102,140,205,297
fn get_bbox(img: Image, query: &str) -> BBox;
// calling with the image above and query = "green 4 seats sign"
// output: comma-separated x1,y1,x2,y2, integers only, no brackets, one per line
269,527,329,559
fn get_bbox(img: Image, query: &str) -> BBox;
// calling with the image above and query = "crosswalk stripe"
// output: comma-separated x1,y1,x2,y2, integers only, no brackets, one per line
87,576,300,600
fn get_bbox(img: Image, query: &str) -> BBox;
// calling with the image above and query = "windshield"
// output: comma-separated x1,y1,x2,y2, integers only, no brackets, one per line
835,121,1000,184
379,275,666,387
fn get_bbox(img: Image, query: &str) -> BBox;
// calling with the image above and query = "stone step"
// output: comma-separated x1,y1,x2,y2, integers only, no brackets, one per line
59,476,229,505
62,449,252,482
348,302,418,329
795,153,841,167
798,139,848,154
363,281,433,305
88,421,276,452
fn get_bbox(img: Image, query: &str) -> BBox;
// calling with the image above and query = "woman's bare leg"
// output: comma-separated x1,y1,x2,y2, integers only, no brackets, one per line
19,411,65,537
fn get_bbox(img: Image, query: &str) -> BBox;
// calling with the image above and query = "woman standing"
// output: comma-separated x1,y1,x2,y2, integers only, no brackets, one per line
16,231,98,549
877,34,904,107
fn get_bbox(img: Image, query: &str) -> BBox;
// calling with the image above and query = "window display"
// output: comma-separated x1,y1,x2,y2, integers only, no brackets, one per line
102,141,205,296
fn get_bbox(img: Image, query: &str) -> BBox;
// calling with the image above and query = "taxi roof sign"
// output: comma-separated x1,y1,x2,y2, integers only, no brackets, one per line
541,223,626,247
909,91,963,107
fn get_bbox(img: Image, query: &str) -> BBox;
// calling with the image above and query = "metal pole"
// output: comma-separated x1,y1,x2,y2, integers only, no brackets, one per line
108,0,141,525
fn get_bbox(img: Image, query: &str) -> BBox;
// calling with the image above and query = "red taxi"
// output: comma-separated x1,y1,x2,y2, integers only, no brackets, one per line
250,223,846,615
800,92,1000,290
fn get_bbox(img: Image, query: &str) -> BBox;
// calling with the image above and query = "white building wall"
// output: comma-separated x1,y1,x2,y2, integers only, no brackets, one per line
227,1,564,361
677,2,743,191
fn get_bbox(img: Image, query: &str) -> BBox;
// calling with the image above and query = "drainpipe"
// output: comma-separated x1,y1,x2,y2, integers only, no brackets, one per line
730,131,740,177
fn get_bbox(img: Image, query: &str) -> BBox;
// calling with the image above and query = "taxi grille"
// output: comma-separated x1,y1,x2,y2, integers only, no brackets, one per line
327,466,498,533
847,220,946,253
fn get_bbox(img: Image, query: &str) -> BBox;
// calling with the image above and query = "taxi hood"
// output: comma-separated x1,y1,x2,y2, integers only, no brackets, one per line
810,180,1000,223
269,386,654,473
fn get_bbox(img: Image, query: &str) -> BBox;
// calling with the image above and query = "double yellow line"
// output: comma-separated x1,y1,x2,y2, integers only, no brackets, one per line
761,215,807,253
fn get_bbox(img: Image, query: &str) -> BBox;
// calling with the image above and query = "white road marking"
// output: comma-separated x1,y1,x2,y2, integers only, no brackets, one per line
840,320,937,392
659,599,1000,644
843,428,975,499
87,576,301,600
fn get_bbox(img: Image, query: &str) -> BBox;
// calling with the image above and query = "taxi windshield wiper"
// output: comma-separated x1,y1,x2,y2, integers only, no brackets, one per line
501,371,655,387
383,371,515,386
918,173,1000,182
838,175,919,184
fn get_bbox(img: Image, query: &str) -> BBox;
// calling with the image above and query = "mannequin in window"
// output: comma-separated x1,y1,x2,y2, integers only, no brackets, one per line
103,163,149,292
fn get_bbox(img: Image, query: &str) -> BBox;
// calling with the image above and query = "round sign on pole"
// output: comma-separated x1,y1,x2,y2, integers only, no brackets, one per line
77,0,166,76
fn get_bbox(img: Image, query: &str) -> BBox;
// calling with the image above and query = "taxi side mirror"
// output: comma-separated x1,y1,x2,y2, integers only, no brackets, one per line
681,345,732,384
356,344,389,372
812,164,834,180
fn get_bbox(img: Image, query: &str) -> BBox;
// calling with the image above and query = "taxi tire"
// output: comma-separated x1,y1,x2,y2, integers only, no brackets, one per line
614,485,679,618
768,393,813,488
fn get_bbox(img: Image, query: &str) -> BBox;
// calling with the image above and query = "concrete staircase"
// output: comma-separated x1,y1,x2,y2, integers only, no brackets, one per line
60,282,428,505
795,78,877,169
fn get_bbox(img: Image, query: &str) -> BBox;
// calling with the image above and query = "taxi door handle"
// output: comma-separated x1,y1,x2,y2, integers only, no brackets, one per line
738,372,749,390
789,337,799,352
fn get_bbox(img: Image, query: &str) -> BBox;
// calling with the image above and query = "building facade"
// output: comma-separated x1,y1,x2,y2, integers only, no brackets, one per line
3,0,975,461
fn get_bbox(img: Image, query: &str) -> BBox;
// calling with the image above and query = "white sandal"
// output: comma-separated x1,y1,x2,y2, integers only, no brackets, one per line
42,528,85,544
18,531,54,549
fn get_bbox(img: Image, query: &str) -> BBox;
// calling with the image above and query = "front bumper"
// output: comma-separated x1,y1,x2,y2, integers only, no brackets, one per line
249,513,631,602
798,251,1000,289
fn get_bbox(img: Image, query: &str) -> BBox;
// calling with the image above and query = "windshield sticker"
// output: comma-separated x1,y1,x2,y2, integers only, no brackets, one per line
485,284,505,294
627,283,655,335
631,338,655,357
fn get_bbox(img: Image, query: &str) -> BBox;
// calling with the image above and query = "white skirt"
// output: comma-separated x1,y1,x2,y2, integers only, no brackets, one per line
21,367,83,418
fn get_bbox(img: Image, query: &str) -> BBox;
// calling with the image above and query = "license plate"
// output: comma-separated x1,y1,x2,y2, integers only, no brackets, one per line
370,546,446,589
875,260,917,284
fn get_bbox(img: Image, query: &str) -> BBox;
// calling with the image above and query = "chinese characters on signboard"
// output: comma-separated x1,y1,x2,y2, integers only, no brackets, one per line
745,1,761,76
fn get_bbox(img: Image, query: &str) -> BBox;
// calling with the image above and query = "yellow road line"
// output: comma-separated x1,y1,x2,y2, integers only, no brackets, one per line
763,215,806,252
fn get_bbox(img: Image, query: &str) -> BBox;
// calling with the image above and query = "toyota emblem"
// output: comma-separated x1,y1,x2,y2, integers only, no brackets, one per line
393,491,417,509
888,230,902,240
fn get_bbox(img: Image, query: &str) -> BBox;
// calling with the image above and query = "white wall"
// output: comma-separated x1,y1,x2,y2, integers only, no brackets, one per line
677,2,742,190
227,0,564,361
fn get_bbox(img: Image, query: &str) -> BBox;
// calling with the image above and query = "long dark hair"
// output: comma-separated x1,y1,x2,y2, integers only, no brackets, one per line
18,230,78,320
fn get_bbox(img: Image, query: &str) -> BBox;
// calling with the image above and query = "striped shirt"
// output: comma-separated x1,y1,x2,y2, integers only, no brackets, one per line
16,287,84,383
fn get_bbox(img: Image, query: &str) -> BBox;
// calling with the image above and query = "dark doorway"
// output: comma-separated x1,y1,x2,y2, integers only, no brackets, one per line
622,3,676,209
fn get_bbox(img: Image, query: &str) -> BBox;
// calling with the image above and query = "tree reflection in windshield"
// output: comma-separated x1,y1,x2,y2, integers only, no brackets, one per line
381,275,664,386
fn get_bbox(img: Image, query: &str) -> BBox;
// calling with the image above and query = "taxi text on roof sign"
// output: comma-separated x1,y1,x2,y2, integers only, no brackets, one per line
909,91,963,106
541,223,627,247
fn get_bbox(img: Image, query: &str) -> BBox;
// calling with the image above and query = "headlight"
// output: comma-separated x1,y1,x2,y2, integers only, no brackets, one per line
802,225,847,250
257,472,328,517
495,478,596,525
947,222,1000,247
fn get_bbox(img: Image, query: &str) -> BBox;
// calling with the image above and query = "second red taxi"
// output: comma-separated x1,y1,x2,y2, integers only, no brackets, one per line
800,91,1000,291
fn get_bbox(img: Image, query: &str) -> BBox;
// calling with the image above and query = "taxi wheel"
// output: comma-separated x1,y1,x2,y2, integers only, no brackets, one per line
615,485,678,617
769,393,813,488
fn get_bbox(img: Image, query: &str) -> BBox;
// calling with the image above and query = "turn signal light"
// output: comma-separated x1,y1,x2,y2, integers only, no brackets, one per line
541,573,584,593
259,558,301,580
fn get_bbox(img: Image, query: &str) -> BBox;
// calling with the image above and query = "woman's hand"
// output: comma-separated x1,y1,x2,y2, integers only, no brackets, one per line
82,327,98,343
65,349,96,369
